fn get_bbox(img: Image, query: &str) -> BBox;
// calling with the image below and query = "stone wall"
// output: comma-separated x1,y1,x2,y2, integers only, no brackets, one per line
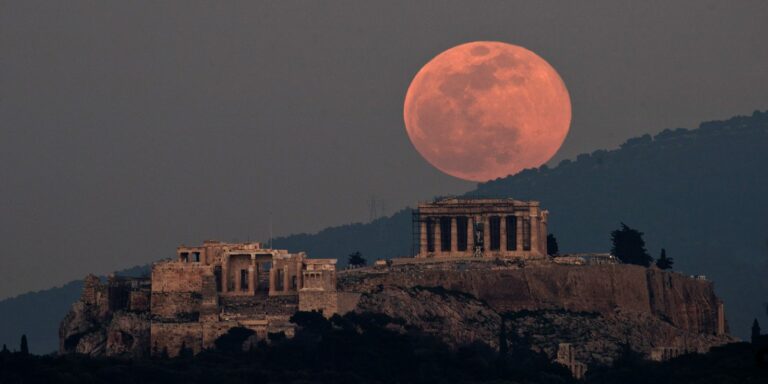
299,291,361,317
151,262,211,321
151,262,211,293
150,323,203,357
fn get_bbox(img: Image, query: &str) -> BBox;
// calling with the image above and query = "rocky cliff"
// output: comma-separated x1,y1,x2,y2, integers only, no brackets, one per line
60,262,733,366
59,275,150,357
340,260,734,366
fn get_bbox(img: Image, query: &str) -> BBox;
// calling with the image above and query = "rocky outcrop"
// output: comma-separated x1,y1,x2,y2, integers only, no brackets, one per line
355,285,502,348
61,261,734,366
341,261,734,366
59,275,151,357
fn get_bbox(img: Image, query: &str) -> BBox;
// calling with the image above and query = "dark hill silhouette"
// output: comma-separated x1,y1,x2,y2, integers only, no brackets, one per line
2,110,767,353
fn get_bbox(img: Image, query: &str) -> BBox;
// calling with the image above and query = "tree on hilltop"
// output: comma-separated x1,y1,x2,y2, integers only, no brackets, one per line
655,248,674,270
348,251,367,268
610,223,653,267
546,234,559,256
19,334,28,356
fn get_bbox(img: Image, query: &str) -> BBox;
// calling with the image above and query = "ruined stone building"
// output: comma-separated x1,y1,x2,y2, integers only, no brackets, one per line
414,198,548,259
149,240,355,356
60,198,733,366
60,274,151,356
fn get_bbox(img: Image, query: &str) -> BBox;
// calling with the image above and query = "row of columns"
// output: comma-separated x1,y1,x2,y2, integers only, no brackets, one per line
220,254,263,294
219,254,305,295
419,214,541,256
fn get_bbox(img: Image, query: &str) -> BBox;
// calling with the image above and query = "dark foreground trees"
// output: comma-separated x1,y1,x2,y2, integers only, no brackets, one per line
1,321,766,384
0,313,575,384
347,251,367,268
546,233,559,256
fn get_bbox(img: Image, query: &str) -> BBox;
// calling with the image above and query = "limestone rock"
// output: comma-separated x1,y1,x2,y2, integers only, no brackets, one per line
341,263,735,366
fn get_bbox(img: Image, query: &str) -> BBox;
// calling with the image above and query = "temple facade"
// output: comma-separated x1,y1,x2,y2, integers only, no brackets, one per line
415,198,548,259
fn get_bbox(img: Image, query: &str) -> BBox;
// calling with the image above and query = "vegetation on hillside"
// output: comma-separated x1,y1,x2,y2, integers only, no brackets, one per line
1,313,766,383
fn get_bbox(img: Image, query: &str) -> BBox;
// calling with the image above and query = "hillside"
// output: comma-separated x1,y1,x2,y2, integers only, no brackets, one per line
2,110,767,353
341,262,732,366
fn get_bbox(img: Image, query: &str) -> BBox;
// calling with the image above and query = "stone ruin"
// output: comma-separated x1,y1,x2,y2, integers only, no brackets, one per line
60,198,735,368
151,241,359,356
414,198,549,259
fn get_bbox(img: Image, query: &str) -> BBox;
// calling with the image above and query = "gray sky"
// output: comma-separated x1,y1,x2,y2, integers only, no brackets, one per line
1,0,767,299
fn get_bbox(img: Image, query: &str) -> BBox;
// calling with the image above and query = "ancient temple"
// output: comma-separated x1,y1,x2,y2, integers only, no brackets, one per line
414,198,548,259
150,240,350,356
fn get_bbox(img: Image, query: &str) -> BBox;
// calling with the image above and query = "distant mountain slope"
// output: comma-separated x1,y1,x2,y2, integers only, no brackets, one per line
469,111,768,341
3,110,767,353
0,280,83,355
0,265,149,354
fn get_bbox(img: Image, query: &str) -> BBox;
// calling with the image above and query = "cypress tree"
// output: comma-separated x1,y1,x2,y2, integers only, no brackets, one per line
753,318,762,344
546,234,559,256
20,334,29,355
655,248,674,270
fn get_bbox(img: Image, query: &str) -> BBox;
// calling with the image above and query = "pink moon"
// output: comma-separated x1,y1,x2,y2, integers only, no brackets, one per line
403,41,572,182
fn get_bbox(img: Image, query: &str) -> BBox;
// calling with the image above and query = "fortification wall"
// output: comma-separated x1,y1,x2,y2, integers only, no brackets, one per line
151,262,211,293
151,262,212,321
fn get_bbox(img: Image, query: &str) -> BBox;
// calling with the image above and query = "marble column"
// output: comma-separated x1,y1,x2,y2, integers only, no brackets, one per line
500,215,507,252
249,255,256,294
419,220,428,256
235,263,243,293
296,257,304,290
269,264,277,293
450,217,458,255
530,215,540,256
283,266,291,293
516,215,524,253
467,216,474,255
483,216,491,256
435,218,442,255
221,255,229,294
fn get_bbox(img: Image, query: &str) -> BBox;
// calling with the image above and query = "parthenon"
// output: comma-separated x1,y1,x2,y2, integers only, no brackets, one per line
414,198,548,259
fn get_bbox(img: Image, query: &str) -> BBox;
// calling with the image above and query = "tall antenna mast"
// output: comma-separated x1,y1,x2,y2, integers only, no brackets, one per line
269,210,273,249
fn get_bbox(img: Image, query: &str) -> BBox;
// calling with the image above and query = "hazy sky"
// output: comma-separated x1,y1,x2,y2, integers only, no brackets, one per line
2,0,767,299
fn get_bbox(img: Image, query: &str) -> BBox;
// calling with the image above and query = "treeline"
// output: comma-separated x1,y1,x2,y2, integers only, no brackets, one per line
1,312,574,384
2,312,766,384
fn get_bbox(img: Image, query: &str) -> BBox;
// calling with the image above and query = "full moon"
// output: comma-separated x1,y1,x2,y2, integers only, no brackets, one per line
404,41,571,182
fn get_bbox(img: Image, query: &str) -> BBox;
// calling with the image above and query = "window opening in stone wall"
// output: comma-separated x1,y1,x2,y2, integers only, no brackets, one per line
456,216,468,251
240,269,248,291
440,216,451,252
489,216,501,251
506,216,517,251
214,266,222,292
426,219,435,252
276,269,284,291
